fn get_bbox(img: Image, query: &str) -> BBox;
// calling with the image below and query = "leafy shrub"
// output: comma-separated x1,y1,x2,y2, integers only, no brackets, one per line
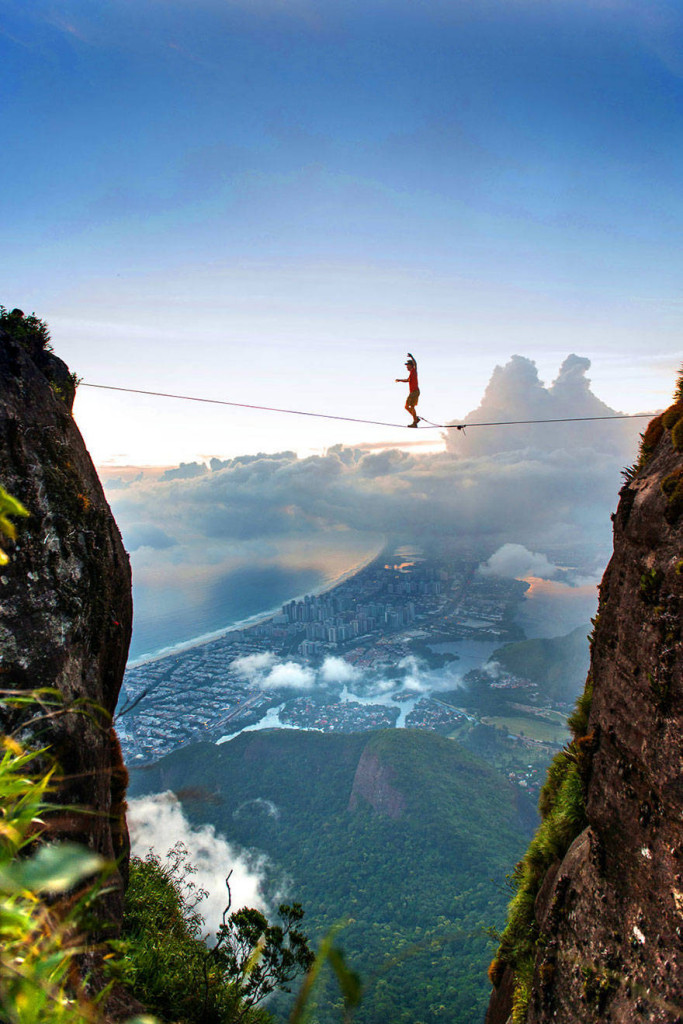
671,417,683,453
636,415,664,469
216,903,315,1011
661,469,683,524
511,977,531,1024
0,487,28,565
537,749,574,819
0,308,79,408
117,846,232,1024
675,366,683,403
119,845,315,1024
487,958,505,987
628,366,683,472
566,674,593,738
620,462,638,485
661,404,683,430
639,568,663,605
581,963,619,1013
491,676,593,1022
661,469,683,497
0,306,51,353
50,371,82,407
0,736,154,1024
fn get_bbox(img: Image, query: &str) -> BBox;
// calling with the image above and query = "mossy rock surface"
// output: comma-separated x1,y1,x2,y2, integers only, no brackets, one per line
671,416,683,452
662,404,683,430
660,468,683,523
641,414,664,450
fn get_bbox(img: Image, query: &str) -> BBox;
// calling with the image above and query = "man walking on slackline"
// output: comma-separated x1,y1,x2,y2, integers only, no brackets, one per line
396,352,420,427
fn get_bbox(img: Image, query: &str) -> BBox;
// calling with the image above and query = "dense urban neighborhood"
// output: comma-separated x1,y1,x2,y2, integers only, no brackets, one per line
117,549,578,798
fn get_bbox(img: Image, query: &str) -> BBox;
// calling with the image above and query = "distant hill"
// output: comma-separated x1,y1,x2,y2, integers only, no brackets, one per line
489,624,590,702
130,728,534,1024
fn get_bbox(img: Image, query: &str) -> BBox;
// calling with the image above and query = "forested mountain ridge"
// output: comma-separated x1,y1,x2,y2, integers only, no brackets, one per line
130,728,535,1024
487,626,590,703
487,395,683,1023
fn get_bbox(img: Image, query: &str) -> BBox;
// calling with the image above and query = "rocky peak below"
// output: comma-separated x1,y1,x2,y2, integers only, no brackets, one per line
348,745,406,819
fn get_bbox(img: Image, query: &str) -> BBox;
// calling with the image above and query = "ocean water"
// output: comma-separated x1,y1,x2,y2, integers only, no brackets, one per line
129,564,322,660
128,540,383,661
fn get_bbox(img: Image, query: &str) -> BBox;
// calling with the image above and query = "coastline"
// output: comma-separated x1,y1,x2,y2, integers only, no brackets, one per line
126,538,387,669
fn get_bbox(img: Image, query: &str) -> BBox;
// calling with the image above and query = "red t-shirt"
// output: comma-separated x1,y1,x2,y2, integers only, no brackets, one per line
408,366,418,391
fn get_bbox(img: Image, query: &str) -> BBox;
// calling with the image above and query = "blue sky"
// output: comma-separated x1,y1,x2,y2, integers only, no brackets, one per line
2,0,682,464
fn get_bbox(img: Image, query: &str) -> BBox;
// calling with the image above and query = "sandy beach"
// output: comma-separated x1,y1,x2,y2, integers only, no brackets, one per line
127,539,385,668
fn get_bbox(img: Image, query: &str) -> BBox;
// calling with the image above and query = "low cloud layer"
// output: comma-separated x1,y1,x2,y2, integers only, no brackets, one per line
231,652,278,680
231,652,315,689
231,654,359,691
124,522,177,552
127,792,270,934
479,543,558,580
230,651,460,703
264,661,316,689
320,656,360,684
397,655,424,692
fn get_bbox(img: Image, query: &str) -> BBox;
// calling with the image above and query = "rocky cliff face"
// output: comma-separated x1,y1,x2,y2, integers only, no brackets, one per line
487,400,683,1024
0,324,133,928
348,746,406,819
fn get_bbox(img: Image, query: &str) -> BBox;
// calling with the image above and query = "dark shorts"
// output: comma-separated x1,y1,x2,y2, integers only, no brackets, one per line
406,389,420,408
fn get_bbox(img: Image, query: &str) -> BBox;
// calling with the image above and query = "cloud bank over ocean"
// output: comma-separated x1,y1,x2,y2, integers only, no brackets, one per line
106,356,645,655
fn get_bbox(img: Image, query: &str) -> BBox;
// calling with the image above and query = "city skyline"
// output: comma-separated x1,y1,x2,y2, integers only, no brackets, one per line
117,547,546,764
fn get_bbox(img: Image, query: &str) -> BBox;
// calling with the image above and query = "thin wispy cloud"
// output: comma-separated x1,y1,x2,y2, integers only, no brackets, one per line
166,40,220,72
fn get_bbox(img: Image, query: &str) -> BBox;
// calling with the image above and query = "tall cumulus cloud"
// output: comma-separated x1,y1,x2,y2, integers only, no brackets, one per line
446,354,640,459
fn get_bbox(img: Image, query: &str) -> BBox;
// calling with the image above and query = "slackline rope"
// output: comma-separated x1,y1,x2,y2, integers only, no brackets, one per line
80,382,657,431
